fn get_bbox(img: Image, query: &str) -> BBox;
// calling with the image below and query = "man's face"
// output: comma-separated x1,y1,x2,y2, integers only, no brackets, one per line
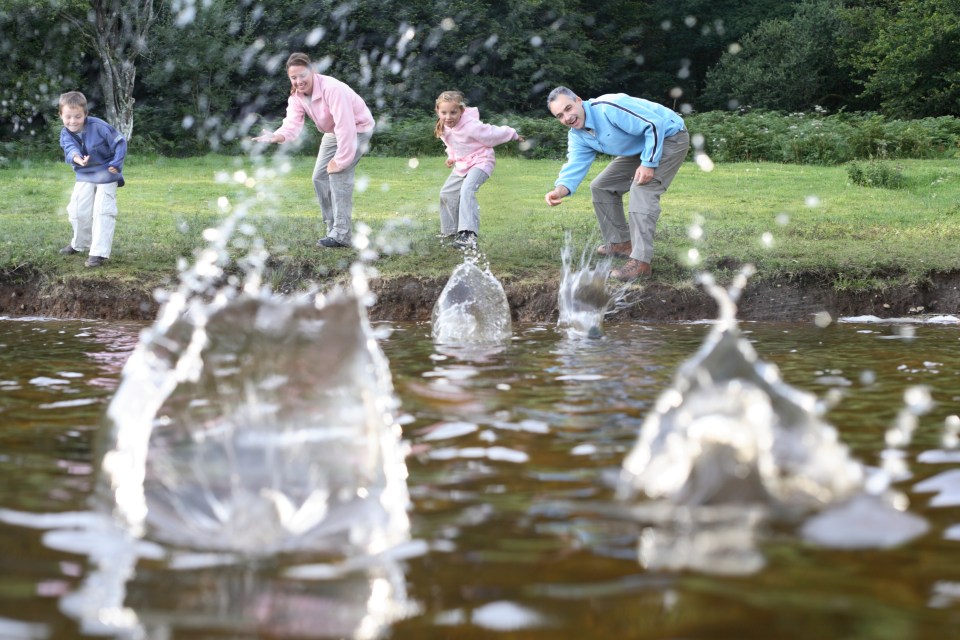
549,94,585,129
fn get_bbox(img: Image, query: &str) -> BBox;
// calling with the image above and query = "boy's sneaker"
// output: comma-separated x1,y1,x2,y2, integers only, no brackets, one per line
85,256,107,268
59,245,79,255
453,230,478,250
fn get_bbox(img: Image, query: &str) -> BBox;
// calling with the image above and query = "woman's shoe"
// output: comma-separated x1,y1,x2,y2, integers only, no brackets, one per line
316,236,349,248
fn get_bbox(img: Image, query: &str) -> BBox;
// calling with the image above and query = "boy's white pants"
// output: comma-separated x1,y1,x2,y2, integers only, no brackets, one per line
67,181,118,258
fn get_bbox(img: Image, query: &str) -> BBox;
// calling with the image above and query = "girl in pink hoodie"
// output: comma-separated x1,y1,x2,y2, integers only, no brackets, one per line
435,91,523,250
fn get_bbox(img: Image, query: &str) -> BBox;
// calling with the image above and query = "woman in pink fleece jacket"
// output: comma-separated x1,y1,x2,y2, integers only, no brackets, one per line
435,91,523,250
253,52,374,249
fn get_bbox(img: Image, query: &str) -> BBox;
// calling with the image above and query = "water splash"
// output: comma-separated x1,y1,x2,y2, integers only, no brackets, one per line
616,267,927,573
557,232,615,339
431,256,512,346
95,214,411,557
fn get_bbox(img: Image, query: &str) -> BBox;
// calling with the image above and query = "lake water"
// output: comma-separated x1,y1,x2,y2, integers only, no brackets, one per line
2,315,960,638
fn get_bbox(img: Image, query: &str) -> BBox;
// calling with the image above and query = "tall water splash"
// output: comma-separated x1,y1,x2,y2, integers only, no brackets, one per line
431,256,512,346
557,231,615,339
95,217,411,557
616,267,927,573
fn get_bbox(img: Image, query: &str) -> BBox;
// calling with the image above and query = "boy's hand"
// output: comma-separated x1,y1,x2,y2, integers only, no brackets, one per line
108,166,118,174
73,155,90,166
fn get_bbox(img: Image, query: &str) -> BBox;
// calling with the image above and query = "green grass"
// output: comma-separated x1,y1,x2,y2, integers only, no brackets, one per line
2,154,959,292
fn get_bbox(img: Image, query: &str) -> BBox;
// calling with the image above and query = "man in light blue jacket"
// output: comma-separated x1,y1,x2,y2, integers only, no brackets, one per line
544,87,689,281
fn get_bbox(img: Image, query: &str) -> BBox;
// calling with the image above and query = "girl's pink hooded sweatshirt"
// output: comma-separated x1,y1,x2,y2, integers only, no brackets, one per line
441,107,519,177
273,73,375,168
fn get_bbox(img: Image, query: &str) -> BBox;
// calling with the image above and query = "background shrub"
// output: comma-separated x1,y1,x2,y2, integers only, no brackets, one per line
847,160,906,188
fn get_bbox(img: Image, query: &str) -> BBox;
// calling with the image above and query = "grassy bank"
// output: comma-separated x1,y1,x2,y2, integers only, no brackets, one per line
1,154,959,293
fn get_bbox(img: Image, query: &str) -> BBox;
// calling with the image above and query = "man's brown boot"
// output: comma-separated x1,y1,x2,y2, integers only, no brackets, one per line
597,240,632,257
611,259,651,281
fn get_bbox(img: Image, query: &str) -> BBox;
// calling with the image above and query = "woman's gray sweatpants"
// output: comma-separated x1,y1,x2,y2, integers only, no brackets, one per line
312,129,373,244
589,129,689,263
438,167,490,235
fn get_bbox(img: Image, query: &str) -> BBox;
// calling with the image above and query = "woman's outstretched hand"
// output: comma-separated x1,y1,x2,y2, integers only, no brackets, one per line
252,129,280,144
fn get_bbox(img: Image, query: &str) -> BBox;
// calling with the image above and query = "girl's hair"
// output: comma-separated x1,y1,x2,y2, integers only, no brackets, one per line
434,90,466,138
286,52,313,94
58,91,87,114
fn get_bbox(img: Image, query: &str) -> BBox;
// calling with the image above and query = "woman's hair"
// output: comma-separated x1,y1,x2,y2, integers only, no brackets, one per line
286,52,313,94
58,91,87,114
434,90,467,138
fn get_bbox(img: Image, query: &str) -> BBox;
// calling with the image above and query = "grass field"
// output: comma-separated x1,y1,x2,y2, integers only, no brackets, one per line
2,154,959,291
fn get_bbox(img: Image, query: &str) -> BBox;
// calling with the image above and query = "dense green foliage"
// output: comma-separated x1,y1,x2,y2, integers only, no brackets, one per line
2,0,958,155
687,110,960,165
365,110,960,165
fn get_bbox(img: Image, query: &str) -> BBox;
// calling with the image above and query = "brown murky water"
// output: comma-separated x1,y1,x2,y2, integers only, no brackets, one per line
2,316,960,638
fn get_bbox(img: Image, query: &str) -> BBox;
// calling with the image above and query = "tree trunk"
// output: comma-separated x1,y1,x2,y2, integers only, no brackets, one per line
64,1,159,140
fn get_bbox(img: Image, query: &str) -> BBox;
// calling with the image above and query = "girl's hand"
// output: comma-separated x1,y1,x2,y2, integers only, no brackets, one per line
445,158,455,168
73,155,90,166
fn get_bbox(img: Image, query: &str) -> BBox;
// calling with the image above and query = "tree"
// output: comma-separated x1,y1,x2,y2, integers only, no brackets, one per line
61,0,160,138
0,0,94,143
700,0,858,112
843,0,960,118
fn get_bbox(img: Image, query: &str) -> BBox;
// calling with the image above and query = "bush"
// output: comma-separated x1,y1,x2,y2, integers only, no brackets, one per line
369,113,569,161
847,160,905,189
687,109,960,165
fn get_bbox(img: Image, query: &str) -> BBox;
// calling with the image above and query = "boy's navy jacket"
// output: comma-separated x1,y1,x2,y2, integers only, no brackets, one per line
59,116,127,187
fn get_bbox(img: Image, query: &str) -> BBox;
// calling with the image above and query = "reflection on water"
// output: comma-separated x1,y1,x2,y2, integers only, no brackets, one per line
4,315,960,637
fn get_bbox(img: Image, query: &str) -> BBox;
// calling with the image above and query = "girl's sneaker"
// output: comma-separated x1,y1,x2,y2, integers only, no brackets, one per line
453,230,478,250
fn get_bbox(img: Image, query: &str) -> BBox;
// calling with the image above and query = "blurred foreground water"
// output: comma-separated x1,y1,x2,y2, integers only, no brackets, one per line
2,315,960,638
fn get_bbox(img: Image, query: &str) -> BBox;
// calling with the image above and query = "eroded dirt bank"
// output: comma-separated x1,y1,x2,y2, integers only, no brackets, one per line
4,271,960,324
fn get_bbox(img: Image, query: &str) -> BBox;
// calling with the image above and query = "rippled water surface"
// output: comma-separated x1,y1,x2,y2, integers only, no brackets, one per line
2,316,960,638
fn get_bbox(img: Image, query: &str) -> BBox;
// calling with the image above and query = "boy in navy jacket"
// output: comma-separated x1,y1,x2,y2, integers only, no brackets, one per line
58,91,126,267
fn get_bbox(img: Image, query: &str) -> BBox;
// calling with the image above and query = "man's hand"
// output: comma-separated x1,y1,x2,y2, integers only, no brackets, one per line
327,159,342,174
544,185,570,207
108,166,118,174
73,155,89,166
634,165,655,185
445,158,455,168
